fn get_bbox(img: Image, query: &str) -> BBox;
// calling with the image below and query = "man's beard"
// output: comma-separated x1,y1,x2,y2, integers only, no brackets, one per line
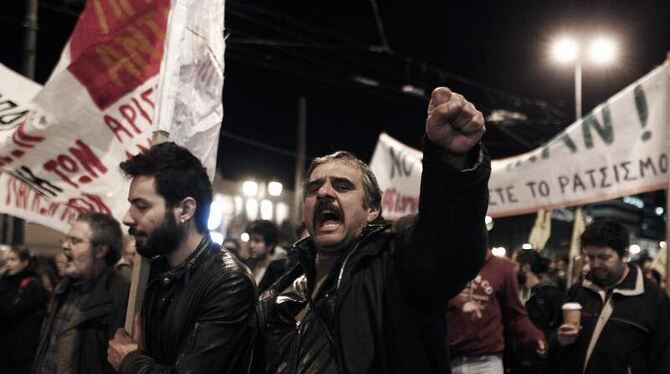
131,212,186,258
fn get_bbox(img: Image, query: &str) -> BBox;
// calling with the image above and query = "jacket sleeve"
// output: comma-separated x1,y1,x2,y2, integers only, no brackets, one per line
119,271,256,374
649,290,670,374
499,261,545,347
0,277,48,321
395,137,490,304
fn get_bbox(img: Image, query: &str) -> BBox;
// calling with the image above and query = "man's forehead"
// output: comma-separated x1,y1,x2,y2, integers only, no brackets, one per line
309,159,363,181
70,220,91,237
584,245,617,255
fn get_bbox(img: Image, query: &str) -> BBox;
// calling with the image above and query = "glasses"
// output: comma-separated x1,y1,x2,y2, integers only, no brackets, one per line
62,236,90,246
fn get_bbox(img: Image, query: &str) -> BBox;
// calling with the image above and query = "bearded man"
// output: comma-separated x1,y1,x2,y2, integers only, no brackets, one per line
107,142,256,374
556,218,670,374
255,87,491,373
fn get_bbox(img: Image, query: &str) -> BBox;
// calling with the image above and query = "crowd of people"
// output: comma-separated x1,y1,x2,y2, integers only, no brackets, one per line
0,87,668,374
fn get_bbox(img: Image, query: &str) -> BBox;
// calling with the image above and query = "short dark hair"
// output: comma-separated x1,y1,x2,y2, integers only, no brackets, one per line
580,218,629,257
10,246,31,263
77,212,123,266
304,151,382,213
119,142,212,233
515,249,550,275
246,220,279,250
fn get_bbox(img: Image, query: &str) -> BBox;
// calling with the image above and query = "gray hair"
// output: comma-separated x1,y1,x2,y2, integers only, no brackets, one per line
76,212,123,266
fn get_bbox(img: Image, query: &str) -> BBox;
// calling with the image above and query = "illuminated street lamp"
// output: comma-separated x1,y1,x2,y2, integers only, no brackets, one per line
550,35,618,120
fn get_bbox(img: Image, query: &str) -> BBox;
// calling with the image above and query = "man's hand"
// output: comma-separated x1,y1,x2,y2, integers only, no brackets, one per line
556,323,580,346
536,339,548,358
461,300,483,320
108,313,142,371
426,87,485,155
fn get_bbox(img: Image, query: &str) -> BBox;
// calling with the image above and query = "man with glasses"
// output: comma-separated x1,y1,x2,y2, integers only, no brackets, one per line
33,212,129,374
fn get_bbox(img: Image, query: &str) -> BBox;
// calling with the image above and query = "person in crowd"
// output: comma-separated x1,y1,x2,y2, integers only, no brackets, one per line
108,142,256,373
222,238,242,259
511,249,562,374
448,249,546,374
115,236,136,281
255,87,490,373
33,212,128,374
245,219,289,293
0,247,49,373
556,218,670,374
515,249,562,336
54,252,69,281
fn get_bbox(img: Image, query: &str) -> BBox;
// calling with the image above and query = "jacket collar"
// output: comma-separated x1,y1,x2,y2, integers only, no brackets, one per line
582,265,644,302
152,235,213,286
289,222,389,296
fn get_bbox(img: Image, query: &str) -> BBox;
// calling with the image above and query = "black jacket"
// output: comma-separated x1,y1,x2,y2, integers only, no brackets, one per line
120,237,257,374
0,268,49,373
33,267,129,374
556,266,670,374
255,140,490,374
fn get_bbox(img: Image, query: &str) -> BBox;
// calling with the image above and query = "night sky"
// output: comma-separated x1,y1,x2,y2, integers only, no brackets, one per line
2,0,670,189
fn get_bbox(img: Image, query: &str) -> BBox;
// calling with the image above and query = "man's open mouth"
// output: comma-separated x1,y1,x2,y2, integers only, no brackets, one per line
314,202,343,229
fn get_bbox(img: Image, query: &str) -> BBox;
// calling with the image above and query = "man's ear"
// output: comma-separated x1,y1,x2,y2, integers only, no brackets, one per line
522,263,531,273
177,197,197,223
366,206,380,223
93,244,109,261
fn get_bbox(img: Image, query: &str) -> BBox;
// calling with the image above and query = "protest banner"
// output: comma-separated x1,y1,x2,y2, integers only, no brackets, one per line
370,62,670,220
0,0,224,232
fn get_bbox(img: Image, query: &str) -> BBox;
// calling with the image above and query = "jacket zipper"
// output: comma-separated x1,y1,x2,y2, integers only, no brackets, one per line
336,225,385,291
287,225,385,373
288,304,310,373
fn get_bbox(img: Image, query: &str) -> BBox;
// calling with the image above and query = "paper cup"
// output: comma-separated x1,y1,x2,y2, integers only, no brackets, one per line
562,302,582,328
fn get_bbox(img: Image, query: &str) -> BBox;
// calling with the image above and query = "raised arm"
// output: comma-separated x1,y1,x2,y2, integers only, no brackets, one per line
396,87,490,302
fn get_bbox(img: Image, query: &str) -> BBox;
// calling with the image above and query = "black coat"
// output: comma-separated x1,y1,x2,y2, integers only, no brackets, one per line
0,268,49,374
33,267,129,374
120,238,257,374
556,266,670,374
256,139,490,374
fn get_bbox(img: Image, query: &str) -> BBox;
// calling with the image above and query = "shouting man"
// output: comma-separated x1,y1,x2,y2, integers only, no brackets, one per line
107,143,256,373
256,87,490,373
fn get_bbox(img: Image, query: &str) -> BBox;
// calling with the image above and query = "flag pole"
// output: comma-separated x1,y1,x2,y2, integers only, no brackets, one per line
665,53,670,294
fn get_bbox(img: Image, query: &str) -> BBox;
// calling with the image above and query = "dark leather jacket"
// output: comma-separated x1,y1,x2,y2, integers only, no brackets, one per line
120,237,257,374
255,140,490,374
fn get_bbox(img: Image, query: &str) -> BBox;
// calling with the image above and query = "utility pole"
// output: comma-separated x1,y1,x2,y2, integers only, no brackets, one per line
292,97,307,229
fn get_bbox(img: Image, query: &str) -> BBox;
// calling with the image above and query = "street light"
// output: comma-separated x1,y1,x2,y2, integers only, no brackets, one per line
550,35,618,120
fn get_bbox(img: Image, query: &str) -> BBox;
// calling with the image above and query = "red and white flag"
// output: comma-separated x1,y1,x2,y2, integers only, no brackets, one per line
0,0,225,232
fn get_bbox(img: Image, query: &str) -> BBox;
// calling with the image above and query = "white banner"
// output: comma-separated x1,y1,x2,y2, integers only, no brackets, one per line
370,63,670,220
0,0,225,233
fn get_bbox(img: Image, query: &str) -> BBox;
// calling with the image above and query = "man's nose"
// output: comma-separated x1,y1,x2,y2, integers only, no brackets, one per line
122,210,134,226
317,182,335,197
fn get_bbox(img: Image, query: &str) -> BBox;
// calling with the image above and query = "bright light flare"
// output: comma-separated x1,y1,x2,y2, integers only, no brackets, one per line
242,181,258,197
268,181,283,197
588,37,617,65
629,244,641,255
522,243,533,250
492,247,507,257
551,37,578,63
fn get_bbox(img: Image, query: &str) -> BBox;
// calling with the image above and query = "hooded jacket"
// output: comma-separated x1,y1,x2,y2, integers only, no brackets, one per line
255,139,490,374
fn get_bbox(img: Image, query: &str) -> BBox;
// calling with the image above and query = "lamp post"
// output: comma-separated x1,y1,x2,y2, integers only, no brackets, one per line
550,36,617,121
550,35,617,286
